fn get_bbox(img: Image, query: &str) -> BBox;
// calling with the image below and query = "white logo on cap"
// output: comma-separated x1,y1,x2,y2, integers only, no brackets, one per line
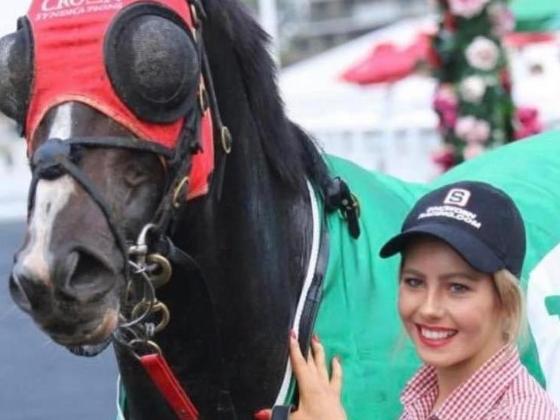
418,188,481,229
444,188,471,207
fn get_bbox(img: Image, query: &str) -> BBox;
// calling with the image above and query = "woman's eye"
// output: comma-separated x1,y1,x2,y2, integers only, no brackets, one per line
450,283,470,294
402,277,423,288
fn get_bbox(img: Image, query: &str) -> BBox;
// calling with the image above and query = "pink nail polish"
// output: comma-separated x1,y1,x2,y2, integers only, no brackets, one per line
254,409,270,420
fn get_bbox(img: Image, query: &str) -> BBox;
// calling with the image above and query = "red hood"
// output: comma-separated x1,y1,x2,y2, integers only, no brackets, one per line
26,0,214,200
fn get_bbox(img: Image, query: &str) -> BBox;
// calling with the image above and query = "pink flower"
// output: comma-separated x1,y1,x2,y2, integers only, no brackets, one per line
517,106,538,124
440,110,458,130
449,0,490,18
433,84,457,107
514,106,543,139
488,3,515,36
433,85,458,128
432,145,456,172
465,37,500,71
463,143,486,160
455,116,491,143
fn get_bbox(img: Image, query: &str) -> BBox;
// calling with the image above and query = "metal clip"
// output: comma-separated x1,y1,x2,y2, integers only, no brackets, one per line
129,223,157,265
129,339,163,361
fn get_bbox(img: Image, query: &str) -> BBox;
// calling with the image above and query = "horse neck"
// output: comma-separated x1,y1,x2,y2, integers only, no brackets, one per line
161,107,312,419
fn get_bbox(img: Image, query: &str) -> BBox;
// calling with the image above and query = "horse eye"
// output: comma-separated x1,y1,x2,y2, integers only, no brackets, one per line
105,5,200,123
123,164,150,188
0,18,33,126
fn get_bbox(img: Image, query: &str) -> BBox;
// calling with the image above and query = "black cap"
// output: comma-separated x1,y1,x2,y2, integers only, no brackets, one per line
379,181,526,277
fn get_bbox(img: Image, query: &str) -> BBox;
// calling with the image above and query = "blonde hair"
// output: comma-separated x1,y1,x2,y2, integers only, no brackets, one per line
493,269,527,346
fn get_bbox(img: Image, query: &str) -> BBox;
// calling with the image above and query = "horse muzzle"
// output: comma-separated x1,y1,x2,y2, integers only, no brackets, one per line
9,246,122,354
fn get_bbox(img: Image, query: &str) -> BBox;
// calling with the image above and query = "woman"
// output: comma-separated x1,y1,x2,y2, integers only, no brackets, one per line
257,181,560,419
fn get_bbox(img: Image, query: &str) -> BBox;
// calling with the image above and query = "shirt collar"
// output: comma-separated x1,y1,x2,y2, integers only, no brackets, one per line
401,344,522,419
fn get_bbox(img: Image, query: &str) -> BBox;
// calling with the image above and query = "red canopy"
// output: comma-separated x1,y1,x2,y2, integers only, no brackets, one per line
505,32,556,47
341,30,556,86
340,33,433,85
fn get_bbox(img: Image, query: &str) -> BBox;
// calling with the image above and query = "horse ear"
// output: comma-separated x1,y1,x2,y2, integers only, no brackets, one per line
0,23,33,126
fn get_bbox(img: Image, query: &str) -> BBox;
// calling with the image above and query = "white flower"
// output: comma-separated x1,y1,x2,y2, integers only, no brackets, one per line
465,37,500,71
449,0,490,19
459,76,487,103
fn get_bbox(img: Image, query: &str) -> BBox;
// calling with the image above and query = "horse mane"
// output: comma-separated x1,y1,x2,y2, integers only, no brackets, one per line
203,0,332,193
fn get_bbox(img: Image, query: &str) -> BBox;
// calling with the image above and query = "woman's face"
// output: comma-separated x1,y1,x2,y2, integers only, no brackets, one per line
398,236,505,373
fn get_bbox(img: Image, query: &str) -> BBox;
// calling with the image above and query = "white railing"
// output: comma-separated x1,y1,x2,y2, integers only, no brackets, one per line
309,124,441,182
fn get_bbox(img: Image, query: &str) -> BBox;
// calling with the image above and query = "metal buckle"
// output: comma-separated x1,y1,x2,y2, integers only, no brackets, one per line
221,126,232,154
340,193,360,220
173,176,190,208
146,254,173,289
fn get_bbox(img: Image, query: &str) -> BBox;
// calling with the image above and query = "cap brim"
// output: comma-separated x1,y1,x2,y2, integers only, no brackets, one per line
379,223,505,274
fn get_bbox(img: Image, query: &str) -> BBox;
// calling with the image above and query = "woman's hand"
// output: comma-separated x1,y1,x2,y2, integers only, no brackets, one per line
255,333,346,420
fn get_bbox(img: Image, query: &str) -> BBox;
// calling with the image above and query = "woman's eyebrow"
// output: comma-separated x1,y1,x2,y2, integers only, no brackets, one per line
440,272,478,282
400,268,425,277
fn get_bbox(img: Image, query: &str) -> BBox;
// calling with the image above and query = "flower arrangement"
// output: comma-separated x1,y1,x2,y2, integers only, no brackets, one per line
430,0,524,171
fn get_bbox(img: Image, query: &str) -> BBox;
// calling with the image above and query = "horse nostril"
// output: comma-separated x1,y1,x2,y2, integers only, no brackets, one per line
9,268,48,313
57,249,116,302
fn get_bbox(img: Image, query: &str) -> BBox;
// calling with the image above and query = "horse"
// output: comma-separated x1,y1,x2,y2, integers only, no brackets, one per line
3,0,560,419
0,0,334,418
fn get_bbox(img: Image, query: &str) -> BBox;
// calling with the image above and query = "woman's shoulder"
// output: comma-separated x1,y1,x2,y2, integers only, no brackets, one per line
487,366,560,420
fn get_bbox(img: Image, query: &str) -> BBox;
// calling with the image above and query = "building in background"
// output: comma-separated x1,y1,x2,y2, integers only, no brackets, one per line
246,0,428,64
281,0,427,63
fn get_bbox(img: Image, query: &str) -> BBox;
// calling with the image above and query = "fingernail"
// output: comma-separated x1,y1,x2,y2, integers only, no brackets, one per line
312,334,320,343
289,329,297,339
254,410,269,420
334,355,341,364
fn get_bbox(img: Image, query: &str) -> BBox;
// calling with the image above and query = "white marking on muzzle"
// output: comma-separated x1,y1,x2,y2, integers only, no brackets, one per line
18,177,76,286
16,103,77,285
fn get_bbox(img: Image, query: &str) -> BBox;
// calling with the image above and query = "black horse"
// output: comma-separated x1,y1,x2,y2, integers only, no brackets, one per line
0,0,337,418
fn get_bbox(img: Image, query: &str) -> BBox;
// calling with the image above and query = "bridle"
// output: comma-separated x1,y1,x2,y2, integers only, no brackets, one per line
27,1,236,418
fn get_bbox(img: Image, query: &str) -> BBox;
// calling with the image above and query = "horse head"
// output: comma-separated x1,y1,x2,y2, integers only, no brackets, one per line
1,1,207,356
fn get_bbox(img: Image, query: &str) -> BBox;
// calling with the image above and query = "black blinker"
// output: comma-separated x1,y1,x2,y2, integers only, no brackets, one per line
32,139,75,180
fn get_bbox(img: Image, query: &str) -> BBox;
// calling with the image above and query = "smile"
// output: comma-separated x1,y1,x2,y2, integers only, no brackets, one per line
416,324,458,347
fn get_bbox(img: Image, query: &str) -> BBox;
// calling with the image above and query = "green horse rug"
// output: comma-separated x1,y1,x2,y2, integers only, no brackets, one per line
118,131,560,419
290,130,560,419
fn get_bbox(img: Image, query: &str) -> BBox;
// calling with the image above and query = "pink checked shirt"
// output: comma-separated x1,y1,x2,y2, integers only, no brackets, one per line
400,345,560,420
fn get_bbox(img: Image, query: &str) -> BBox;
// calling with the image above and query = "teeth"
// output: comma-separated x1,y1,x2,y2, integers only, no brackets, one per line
420,327,456,340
